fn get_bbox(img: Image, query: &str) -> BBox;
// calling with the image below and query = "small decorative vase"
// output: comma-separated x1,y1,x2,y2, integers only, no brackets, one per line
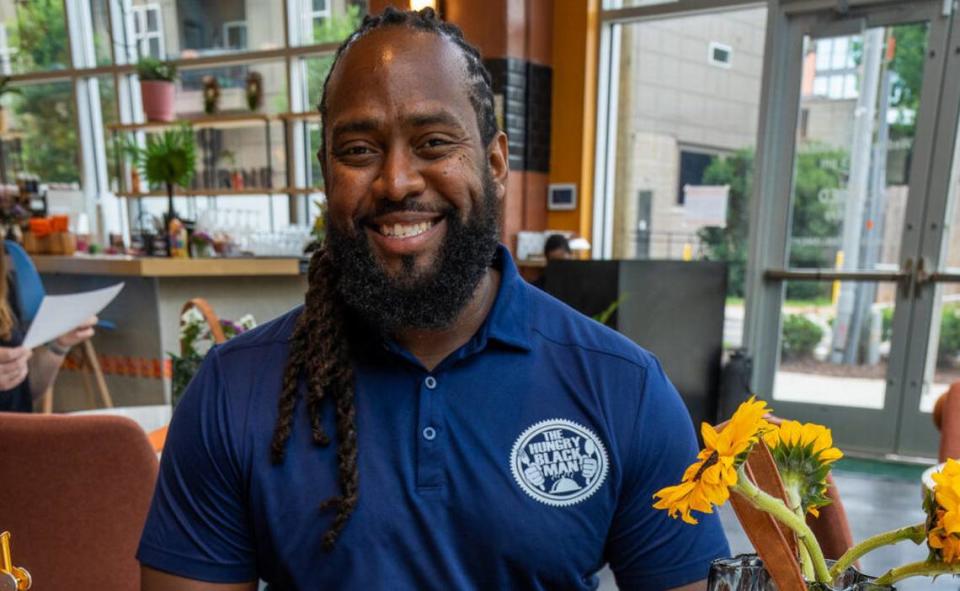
201,75,220,115
245,71,263,111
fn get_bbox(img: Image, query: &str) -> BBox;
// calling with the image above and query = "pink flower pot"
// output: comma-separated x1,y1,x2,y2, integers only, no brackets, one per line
140,80,175,122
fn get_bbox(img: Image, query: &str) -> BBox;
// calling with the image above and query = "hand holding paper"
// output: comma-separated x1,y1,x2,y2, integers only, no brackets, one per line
22,283,124,349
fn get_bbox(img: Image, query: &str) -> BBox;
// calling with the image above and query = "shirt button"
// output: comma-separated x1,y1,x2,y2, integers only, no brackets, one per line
422,426,437,441
424,376,437,390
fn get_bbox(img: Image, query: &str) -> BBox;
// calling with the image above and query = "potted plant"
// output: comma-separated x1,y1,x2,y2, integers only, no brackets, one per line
0,76,21,134
137,57,177,122
171,301,255,407
123,124,196,225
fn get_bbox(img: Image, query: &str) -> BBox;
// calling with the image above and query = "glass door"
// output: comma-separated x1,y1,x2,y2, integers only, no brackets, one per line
896,20,960,458
746,0,957,457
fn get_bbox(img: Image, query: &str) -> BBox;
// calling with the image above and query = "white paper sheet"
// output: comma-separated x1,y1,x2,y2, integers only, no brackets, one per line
22,283,124,349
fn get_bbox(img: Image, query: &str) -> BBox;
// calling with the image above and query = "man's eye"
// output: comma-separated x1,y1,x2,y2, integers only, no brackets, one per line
419,138,454,155
343,146,371,156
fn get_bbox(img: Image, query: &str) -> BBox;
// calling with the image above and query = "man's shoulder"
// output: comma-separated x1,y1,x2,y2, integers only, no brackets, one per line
215,306,302,361
522,283,656,371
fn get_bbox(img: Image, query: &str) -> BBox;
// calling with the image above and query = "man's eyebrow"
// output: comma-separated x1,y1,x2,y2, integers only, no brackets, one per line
405,112,466,130
331,118,381,139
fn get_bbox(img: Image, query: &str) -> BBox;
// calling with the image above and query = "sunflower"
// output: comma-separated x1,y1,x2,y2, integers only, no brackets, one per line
927,459,960,563
653,396,772,524
763,420,842,518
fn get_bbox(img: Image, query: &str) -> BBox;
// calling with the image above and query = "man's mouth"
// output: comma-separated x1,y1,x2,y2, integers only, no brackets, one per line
377,220,438,239
363,212,447,257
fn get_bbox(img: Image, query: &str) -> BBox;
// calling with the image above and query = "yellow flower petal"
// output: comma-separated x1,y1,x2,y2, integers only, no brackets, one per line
652,397,772,524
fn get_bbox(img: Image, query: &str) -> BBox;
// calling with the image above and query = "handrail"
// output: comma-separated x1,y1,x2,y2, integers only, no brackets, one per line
763,269,907,282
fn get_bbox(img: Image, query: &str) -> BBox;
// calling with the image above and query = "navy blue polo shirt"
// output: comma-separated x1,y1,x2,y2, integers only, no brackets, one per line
138,246,729,590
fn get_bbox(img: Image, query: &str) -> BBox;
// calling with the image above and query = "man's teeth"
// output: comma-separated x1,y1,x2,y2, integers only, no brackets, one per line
380,221,434,238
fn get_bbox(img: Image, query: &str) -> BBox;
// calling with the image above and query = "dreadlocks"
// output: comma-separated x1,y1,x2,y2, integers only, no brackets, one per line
269,7,499,551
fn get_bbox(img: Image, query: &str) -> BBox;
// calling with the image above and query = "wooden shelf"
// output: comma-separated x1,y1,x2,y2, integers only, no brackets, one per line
276,112,321,122
107,112,273,132
33,254,302,277
285,187,325,195
116,186,323,198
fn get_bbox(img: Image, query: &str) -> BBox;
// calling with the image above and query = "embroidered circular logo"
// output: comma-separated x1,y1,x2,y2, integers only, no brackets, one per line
510,419,609,507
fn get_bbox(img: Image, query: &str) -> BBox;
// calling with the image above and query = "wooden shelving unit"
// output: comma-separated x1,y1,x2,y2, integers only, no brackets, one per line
110,111,325,230
115,186,324,198
107,112,273,132
276,111,321,123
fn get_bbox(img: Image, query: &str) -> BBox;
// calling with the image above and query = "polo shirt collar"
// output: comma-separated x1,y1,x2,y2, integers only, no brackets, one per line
480,244,533,352
373,244,533,368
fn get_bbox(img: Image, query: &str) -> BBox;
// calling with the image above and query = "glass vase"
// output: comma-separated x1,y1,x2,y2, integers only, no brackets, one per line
708,555,895,591
707,555,775,590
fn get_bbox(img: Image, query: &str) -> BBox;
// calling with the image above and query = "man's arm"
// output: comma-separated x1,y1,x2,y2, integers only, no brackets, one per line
138,349,258,583
606,358,729,590
142,567,257,591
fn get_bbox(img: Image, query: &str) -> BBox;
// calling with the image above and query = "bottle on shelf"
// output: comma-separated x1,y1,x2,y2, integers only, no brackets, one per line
130,167,141,194
167,213,189,258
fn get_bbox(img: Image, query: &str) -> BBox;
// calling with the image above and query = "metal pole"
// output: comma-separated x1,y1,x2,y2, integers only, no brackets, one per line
846,30,894,364
831,27,884,364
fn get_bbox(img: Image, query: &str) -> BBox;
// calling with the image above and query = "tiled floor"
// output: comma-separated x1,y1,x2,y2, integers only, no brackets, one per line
597,467,960,590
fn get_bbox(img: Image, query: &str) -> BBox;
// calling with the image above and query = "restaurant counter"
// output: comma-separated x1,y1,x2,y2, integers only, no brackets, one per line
35,255,307,411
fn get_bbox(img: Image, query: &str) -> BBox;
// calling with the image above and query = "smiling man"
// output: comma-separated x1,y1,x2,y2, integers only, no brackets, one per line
138,8,729,591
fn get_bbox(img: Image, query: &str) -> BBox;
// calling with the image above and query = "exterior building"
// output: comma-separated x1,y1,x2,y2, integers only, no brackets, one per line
612,8,766,259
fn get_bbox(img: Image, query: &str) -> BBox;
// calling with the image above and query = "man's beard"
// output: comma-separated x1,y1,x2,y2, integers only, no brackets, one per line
325,172,500,333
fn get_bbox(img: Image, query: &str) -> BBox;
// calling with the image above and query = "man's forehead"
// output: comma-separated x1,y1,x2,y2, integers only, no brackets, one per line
325,28,475,123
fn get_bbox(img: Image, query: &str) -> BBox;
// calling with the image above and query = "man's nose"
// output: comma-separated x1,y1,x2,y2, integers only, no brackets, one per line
374,147,426,202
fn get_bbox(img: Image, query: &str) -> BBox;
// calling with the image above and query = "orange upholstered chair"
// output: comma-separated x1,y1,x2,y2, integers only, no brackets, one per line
0,413,158,590
934,382,960,462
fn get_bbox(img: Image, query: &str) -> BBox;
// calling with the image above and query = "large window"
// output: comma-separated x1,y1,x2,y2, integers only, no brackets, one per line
597,5,768,350
5,81,80,184
131,4,165,59
0,0,70,73
0,0,363,243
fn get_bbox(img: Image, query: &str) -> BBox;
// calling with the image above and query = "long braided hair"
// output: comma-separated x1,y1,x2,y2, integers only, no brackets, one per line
269,7,499,550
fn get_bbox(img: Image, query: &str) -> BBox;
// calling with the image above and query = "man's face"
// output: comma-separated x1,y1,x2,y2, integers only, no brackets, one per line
321,28,509,330
546,248,571,262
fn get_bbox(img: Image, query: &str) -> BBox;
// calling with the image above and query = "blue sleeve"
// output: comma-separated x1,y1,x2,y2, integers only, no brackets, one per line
606,358,730,591
137,347,257,583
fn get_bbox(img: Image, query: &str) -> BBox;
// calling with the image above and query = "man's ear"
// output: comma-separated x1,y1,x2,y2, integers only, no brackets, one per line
487,131,509,200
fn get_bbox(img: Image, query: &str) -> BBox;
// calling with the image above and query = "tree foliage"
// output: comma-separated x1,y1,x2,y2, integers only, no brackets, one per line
697,147,847,299
6,0,77,182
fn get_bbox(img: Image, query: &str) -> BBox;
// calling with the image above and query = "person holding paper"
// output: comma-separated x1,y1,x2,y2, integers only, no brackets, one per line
0,253,98,412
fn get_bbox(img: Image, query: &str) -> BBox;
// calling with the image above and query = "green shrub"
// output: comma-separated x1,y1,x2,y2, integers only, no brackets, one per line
940,304,960,363
781,314,823,360
881,307,894,342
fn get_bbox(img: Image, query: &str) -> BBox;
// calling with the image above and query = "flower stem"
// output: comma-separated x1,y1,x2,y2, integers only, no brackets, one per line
733,466,832,584
874,560,960,585
828,523,926,580
783,481,815,581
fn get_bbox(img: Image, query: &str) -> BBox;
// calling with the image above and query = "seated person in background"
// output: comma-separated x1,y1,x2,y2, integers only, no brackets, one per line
532,233,573,289
0,246,97,412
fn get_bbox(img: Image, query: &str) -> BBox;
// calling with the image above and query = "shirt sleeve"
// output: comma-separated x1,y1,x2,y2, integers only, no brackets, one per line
137,347,258,583
606,357,730,591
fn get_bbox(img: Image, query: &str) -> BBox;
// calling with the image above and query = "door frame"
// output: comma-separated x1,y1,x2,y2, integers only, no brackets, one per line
744,0,956,457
